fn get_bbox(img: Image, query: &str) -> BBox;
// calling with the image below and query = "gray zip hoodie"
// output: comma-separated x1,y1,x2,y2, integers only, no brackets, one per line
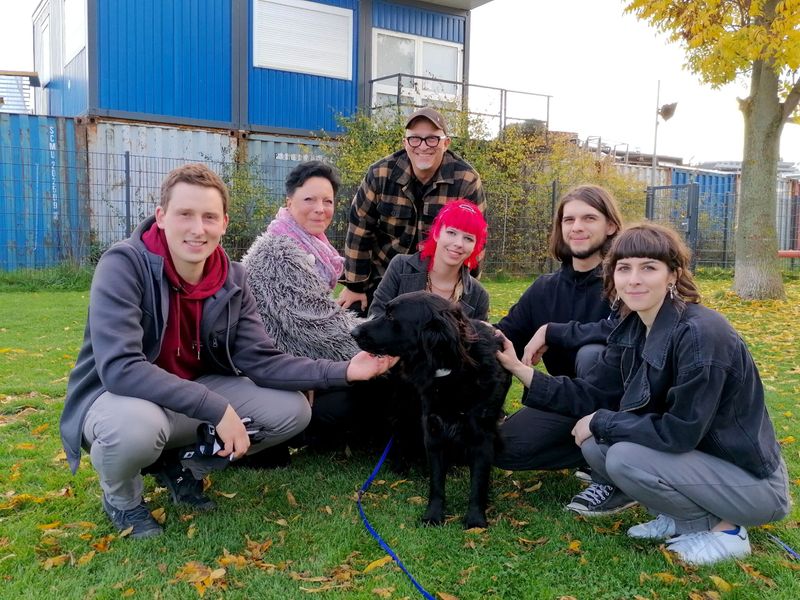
61,217,349,473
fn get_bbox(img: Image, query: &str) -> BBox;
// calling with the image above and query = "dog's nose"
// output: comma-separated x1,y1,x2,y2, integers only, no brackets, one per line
350,323,363,339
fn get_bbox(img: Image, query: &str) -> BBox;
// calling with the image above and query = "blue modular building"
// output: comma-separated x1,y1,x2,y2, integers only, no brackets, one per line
32,0,491,134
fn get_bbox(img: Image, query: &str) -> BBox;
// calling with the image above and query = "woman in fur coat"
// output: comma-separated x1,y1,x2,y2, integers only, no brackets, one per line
242,161,365,447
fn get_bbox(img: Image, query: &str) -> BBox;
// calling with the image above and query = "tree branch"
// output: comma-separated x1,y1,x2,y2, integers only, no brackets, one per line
782,77,800,124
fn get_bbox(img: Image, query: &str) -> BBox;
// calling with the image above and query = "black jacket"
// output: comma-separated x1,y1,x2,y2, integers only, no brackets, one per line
368,253,489,320
527,300,782,479
497,262,614,376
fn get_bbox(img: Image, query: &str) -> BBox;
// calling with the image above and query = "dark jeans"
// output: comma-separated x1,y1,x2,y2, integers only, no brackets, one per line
494,343,604,471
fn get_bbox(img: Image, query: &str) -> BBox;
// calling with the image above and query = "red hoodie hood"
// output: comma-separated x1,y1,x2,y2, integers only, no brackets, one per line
142,222,228,380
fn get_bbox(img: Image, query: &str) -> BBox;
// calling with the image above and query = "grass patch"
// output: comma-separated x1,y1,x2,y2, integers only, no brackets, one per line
0,264,94,292
1,277,798,599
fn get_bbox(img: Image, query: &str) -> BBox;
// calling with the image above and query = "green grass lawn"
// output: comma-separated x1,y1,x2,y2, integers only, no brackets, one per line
0,277,798,599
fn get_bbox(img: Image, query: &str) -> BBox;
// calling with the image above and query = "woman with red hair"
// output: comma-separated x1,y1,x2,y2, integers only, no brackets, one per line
369,199,489,320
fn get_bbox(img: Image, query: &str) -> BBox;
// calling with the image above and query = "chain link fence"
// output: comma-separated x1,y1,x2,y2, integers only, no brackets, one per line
2,146,799,280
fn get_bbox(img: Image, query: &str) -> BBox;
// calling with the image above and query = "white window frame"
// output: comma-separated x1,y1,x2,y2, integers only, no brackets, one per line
371,28,463,107
253,0,353,80
63,0,87,64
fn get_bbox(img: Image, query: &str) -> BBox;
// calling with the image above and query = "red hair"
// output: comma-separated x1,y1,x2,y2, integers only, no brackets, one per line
419,199,488,270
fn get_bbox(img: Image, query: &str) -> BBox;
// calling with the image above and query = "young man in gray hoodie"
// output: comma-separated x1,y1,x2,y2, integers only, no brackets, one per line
61,164,395,538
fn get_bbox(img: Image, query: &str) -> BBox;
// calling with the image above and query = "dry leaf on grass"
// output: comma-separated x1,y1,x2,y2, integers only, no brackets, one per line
566,540,582,554
737,562,776,587
436,592,460,600
286,490,298,507
32,423,49,435
517,536,548,548
151,507,166,524
372,586,395,598
706,575,733,593
77,550,96,566
407,496,426,505
216,491,237,499
363,555,393,573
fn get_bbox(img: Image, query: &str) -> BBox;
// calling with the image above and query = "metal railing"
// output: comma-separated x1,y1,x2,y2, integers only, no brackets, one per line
368,73,551,138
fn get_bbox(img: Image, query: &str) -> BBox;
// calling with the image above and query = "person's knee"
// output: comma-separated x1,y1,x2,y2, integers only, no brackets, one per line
575,344,604,379
605,442,647,482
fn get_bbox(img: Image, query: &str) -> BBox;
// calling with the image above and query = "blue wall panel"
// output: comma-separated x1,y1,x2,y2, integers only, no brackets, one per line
248,0,358,132
373,0,464,44
672,169,737,222
63,49,89,117
97,0,232,123
0,114,88,270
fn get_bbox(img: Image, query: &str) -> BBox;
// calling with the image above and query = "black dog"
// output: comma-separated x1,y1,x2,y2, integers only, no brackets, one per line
351,291,510,529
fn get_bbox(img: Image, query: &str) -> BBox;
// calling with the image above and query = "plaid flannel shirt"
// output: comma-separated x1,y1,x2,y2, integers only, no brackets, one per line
343,149,485,293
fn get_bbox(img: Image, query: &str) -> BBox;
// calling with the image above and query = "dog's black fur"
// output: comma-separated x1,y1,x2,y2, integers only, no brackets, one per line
351,291,511,528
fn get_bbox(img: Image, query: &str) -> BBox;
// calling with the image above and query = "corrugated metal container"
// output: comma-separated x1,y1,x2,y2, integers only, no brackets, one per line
373,0,465,43
248,0,359,132
0,113,88,270
85,119,239,245
672,168,737,222
776,177,795,250
96,0,232,124
63,48,89,117
614,163,671,187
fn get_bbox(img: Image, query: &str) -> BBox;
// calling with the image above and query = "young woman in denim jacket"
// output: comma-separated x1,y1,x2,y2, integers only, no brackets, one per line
497,222,790,565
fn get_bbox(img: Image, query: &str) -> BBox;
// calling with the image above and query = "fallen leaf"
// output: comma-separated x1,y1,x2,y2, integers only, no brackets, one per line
77,550,96,566
91,535,115,552
14,442,36,450
566,540,581,554
737,562,776,587
274,518,289,527
287,490,298,507
32,424,50,435
389,479,409,489
709,575,733,592
518,536,548,548
372,587,395,598
321,505,332,515
436,593,460,600
42,554,70,569
407,496,425,505
363,555,393,573
37,521,62,530
653,572,680,584
187,524,197,539
465,527,486,534
119,526,134,538
216,491,237,499
524,481,542,493
151,507,166,524
121,589,135,597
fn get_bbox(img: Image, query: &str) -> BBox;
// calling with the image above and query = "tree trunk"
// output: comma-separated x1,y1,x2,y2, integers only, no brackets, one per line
733,60,786,299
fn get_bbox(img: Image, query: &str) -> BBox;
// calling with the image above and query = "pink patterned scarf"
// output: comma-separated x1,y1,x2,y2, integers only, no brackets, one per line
266,207,344,289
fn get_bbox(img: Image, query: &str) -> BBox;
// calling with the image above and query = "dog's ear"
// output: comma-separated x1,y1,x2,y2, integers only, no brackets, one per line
422,306,477,368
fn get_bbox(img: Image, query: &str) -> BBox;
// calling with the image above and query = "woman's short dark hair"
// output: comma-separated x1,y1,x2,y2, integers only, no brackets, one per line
549,185,623,262
285,160,341,197
603,222,701,315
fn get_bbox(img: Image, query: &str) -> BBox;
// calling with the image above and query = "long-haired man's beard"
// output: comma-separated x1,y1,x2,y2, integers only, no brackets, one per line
569,239,606,260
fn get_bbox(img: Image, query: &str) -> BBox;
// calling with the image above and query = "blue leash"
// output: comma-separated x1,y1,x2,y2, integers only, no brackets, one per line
357,437,435,600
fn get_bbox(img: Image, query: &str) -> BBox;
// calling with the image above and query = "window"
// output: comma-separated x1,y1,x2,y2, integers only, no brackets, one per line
253,0,353,80
372,30,462,109
64,0,87,64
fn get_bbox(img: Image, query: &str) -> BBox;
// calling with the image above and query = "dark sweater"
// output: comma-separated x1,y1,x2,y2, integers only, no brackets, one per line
497,262,614,377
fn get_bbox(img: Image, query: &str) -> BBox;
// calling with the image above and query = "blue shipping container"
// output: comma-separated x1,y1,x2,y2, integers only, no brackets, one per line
0,113,89,270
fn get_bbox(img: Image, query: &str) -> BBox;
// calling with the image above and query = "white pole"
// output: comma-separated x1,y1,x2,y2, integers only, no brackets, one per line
651,80,660,190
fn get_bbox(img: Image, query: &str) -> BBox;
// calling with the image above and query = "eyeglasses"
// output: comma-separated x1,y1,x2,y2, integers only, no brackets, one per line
404,135,448,148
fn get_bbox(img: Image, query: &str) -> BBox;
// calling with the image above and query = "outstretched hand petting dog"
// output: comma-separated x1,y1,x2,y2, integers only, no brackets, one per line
346,351,399,382
495,334,534,388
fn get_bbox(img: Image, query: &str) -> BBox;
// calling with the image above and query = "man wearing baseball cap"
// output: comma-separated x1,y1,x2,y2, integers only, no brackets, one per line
337,107,485,315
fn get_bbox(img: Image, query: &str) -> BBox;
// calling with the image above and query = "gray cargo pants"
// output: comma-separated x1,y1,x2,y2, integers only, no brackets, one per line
582,439,790,534
82,374,311,510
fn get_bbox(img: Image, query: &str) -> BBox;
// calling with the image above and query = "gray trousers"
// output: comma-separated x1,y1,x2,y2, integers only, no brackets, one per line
582,439,791,534
82,374,312,510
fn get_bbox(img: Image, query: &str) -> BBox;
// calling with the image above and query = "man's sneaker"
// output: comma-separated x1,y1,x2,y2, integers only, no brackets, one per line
565,483,638,516
155,460,216,511
574,467,593,483
102,495,163,539
667,527,751,565
628,514,677,539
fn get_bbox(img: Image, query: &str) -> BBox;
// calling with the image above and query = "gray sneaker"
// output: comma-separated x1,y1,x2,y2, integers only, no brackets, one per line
628,514,677,539
102,495,163,539
565,483,638,516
